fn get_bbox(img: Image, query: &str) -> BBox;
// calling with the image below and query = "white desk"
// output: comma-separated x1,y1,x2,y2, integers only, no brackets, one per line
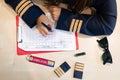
0,0,120,80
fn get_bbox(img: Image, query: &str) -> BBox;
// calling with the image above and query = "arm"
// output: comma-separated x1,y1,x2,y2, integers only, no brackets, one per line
5,0,44,28
5,0,55,36
56,0,117,36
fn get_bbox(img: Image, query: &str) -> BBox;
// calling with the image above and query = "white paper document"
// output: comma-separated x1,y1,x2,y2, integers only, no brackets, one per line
17,17,78,51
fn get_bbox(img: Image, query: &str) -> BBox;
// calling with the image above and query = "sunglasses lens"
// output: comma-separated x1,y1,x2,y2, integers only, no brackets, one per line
102,50,113,65
97,37,108,49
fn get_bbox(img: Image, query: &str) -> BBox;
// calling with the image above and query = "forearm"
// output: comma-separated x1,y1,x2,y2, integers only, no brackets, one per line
56,0,117,36
56,8,117,36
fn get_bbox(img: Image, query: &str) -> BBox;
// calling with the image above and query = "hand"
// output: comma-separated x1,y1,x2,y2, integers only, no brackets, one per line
48,6,61,21
37,14,54,36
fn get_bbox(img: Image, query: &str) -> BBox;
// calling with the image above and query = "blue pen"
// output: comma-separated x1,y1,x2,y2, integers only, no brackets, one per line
41,22,52,31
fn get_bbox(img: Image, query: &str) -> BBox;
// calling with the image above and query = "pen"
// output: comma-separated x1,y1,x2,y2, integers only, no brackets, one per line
41,22,52,31
74,52,86,57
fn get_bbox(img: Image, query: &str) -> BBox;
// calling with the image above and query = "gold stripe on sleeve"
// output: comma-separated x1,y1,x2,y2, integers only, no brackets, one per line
77,20,83,33
17,1,32,15
15,0,28,13
19,3,33,17
69,19,75,32
73,19,79,32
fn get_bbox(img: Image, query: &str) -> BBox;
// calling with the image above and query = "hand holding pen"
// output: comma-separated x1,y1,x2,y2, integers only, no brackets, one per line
37,14,54,36
41,22,52,31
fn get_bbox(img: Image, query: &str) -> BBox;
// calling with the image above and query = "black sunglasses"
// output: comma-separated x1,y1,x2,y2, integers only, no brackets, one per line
97,37,113,65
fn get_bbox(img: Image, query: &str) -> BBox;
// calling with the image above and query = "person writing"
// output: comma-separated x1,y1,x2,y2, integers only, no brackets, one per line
4,0,54,36
43,0,117,36
5,0,117,36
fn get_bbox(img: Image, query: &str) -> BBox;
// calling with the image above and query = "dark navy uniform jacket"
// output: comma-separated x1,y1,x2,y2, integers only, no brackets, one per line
5,0,117,36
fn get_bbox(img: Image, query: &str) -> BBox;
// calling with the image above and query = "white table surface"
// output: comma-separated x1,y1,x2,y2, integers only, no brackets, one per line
0,0,120,80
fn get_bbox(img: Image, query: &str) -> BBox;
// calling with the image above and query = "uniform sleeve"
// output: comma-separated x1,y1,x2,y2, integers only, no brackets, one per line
56,0,117,36
5,0,45,28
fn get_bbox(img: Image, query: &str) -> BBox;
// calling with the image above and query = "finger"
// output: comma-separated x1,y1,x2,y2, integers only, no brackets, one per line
37,28,46,36
40,30,47,36
43,27,51,35
53,16,58,21
37,14,55,30
41,20,54,30
50,13,57,21
37,25,48,36
48,21,55,28
51,12,59,21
